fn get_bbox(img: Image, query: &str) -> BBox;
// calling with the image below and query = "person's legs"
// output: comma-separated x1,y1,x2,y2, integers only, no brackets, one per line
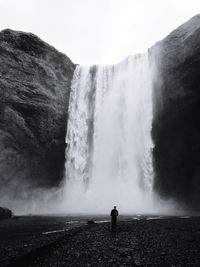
114,217,117,228
112,217,117,230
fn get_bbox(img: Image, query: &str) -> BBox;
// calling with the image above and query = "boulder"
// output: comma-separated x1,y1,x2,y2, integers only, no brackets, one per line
87,220,95,225
0,207,12,219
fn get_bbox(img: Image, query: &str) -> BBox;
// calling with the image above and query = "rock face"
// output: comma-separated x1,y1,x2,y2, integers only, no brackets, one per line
0,207,12,219
0,29,75,198
151,15,200,210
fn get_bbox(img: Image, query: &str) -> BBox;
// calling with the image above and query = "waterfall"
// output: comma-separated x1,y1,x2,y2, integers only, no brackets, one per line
64,53,156,214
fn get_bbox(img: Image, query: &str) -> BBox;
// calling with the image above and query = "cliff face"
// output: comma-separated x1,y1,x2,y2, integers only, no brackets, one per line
151,15,200,210
0,29,75,197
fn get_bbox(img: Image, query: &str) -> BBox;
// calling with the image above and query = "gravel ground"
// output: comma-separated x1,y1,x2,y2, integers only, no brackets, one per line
0,215,83,266
1,216,200,266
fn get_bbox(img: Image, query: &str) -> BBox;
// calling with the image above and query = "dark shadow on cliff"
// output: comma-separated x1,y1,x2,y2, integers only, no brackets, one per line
150,14,200,211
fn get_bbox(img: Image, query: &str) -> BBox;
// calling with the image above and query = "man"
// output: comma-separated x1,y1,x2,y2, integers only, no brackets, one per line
110,206,119,230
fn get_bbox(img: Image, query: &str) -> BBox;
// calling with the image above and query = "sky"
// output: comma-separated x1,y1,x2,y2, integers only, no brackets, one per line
0,0,200,65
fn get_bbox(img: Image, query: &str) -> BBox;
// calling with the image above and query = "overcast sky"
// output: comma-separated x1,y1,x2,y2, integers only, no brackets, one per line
0,0,200,64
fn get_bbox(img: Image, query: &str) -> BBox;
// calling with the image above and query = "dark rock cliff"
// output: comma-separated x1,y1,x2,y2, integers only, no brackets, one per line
0,29,75,198
151,15,200,210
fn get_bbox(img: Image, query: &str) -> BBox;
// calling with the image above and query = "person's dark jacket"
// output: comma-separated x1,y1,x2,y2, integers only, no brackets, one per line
110,209,118,217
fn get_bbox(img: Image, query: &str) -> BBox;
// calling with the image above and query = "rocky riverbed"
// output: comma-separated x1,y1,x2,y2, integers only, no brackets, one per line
1,216,200,266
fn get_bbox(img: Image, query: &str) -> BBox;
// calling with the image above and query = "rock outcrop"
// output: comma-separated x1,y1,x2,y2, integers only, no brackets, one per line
0,29,75,198
151,15,200,210
0,207,12,219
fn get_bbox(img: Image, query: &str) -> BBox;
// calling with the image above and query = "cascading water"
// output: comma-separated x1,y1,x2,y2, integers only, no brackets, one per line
64,53,156,214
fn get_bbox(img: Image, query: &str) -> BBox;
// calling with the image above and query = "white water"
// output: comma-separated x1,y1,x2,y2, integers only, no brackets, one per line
63,54,168,214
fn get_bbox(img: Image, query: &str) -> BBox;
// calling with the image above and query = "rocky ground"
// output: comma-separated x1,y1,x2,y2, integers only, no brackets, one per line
1,216,200,266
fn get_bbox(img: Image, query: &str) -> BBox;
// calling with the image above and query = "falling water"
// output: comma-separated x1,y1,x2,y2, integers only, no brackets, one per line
64,53,156,214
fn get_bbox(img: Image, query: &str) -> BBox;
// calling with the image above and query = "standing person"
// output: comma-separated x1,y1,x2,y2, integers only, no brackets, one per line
110,206,119,230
